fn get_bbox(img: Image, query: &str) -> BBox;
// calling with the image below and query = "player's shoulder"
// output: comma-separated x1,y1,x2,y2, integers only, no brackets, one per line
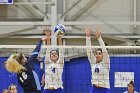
123,91,128,93
17,69,26,75
134,91,139,93
123,91,138,93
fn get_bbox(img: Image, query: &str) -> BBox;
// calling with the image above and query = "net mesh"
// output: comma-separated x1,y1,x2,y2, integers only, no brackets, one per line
0,45,140,93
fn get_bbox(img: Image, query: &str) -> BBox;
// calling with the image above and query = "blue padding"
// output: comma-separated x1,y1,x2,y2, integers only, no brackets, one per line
63,57,91,93
110,57,140,93
0,57,140,93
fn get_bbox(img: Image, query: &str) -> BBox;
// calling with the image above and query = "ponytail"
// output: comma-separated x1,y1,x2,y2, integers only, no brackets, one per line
5,53,25,73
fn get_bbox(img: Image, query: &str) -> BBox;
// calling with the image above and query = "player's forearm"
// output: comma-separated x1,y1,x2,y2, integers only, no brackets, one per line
86,36,92,45
45,37,51,64
46,37,51,45
29,39,42,62
98,37,110,67
58,36,62,45
98,37,108,53
33,39,42,53
58,36,64,64
86,37,92,56
86,37,96,63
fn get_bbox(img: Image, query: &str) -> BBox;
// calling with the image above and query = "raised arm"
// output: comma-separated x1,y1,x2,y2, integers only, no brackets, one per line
84,27,96,64
58,36,64,64
43,27,51,64
27,39,42,67
94,26,110,69
28,27,52,67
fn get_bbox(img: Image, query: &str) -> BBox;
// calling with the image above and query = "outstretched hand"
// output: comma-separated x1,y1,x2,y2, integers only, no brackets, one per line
42,26,51,41
94,26,101,39
43,26,51,37
84,27,92,37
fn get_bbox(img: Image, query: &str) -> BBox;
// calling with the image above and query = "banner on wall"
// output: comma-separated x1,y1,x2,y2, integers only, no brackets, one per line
115,72,134,87
0,0,13,4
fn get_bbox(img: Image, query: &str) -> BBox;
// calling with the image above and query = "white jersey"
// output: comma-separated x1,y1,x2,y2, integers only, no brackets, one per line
123,91,138,93
91,60,110,88
86,37,110,88
44,59,64,89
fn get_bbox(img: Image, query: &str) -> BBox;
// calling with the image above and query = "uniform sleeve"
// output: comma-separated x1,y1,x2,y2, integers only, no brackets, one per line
27,39,42,68
98,37,110,69
42,56,45,73
123,91,127,93
86,37,96,64
44,48,50,64
59,47,64,65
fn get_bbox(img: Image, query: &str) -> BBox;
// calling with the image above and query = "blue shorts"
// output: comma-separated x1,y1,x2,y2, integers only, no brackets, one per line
43,88,63,93
24,90,42,93
90,85,110,93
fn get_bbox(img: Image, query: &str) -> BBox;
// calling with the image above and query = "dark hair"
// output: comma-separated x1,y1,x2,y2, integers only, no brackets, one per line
96,48,102,53
128,81,134,87
50,49,59,56
50,49,59,58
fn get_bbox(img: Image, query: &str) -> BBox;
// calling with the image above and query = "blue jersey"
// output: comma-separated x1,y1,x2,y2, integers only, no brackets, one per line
17,40,42,93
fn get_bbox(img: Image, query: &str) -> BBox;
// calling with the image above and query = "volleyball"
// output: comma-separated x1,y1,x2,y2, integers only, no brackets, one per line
54,24,66,36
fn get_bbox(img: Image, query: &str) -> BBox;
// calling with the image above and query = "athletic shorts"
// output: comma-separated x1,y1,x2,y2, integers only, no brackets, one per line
90,85,110,93
43,88,63,93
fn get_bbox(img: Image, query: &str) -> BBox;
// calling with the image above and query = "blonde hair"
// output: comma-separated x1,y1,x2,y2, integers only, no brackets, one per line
5,53,25,73
3,89,10,93
8,84,17,91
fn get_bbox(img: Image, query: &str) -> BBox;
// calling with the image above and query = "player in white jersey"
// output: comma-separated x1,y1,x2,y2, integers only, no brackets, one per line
43,27,64,93
84,26,110,93
123,81,138,93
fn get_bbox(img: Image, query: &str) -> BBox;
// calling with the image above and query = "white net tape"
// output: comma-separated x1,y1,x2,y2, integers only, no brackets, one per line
0,45,140,60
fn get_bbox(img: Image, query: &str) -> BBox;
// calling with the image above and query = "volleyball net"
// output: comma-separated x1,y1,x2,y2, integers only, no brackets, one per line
0,45,140,93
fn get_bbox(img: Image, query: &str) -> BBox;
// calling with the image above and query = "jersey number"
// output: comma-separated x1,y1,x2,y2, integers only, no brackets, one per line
19,72,28,83
52,68,55,73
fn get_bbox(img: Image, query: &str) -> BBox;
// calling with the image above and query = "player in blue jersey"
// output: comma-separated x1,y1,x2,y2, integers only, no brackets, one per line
4,31,48,93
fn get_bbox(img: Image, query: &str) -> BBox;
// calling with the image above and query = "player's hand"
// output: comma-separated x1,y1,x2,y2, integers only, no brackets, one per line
84,27,92,37
42,27,51,41
95,26,101,39
94,84,101,88
56,30,65,37
43,26,51,37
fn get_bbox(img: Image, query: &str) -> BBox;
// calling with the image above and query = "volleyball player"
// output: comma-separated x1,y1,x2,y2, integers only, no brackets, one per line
3,84,17,93
8,84,18,93
43,27,64,93
84,26,110,93
4,31,47,93
123,81,138,93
